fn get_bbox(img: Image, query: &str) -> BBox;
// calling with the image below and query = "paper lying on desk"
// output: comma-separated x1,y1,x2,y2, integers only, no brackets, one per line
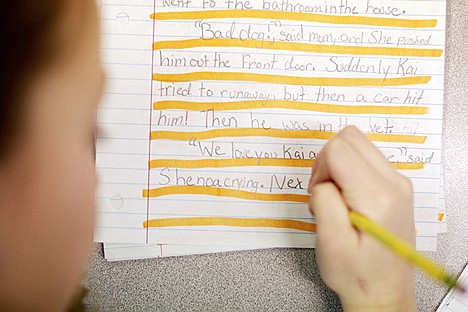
96,0,447,260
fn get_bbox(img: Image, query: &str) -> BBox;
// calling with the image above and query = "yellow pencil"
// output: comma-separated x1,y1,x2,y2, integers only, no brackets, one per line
348,210,466,293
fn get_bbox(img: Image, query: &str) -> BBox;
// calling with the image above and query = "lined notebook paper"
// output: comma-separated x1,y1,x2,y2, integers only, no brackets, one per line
96,0,447,259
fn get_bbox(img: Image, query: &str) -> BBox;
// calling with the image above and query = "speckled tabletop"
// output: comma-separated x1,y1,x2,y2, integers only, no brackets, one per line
85,1,468,311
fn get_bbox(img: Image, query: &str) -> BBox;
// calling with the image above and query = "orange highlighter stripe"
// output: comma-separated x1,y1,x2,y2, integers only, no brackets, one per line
144,217,316,233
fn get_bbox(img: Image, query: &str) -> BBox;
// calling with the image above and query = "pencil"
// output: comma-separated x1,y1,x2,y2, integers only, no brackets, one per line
348,210,466,293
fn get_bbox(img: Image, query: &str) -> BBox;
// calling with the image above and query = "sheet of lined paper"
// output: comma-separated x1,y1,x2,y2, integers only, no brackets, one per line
103,171,446,261
104,242,257,261
96,0,446,253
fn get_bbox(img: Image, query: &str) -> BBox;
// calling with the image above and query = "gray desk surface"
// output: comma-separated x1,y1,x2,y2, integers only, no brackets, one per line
85,1,468,311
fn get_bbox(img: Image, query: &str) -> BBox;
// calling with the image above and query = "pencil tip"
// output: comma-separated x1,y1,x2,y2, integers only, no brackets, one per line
456,285,466,294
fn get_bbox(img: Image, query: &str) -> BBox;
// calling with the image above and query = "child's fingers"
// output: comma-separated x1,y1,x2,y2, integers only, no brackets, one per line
338,126,397,178
310,126,415,224
309,134,397,218
310,135,383,194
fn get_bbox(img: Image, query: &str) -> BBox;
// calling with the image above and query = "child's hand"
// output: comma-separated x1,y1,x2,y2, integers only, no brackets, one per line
308,126,417,312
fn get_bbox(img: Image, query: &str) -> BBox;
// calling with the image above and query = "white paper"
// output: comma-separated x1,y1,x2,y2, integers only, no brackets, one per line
96,0,446,252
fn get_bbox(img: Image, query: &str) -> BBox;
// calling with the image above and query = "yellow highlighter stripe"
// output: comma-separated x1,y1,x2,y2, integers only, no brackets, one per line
349,211,462,290
154,100,430,116
143,217,316,233
153,72,432,87
149,158,313,169
148,158,425,170
153,38,442,58
438,212,445,222
150,129,427,144
143,186,310,203
151,10,437,29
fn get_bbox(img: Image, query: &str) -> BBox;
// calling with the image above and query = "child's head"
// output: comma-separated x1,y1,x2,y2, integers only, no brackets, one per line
0,1,103,311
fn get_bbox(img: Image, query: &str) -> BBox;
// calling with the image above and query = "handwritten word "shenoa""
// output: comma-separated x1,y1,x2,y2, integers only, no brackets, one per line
158,167,260,193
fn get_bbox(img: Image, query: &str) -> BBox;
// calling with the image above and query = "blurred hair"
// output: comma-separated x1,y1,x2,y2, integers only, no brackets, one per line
0,1,63,160
0,3,90,309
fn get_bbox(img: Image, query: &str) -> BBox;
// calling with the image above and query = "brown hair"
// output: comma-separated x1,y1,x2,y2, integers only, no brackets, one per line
0,1,64,160
1,3,90,310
